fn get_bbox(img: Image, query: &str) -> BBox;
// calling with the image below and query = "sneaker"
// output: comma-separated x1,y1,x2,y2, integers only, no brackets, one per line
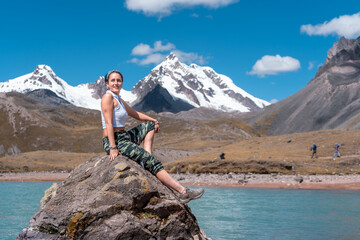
179,188,204,203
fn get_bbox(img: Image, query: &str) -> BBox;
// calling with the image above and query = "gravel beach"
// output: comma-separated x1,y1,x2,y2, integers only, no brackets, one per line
1,172,359,190
173,173,360,190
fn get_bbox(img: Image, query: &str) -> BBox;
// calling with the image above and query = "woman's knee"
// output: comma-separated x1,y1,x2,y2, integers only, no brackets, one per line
144,121,156,133
127,121,155,144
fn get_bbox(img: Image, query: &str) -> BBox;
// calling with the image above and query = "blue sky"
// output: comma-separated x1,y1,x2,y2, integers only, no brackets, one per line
1,0,360,103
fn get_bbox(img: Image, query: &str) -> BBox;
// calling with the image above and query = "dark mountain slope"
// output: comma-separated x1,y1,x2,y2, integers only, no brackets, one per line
25,89,71,106
132,84,195,113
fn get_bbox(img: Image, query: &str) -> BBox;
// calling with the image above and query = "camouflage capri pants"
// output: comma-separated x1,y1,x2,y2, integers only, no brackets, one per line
102,121,164,175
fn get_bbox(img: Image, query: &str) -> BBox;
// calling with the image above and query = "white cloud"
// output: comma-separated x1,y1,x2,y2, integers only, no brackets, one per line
125,0,239,17
132,41,175,56
129,58,139,63
131,43,152,56
248,55,301,77
138,53,167,65
300,12,360,38
269,99,278,104
308,61,314,70
130,41,206,66
173,50,206,65
154,41,176,52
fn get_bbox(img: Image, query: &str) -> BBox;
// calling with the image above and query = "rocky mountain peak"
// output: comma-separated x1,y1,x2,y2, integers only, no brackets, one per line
96,76,104,84
155,52,185,74
325,36,360,64
30,64,64,87
87,76,107,99
314,36,360,79
164,51,179,62
35,64,53,72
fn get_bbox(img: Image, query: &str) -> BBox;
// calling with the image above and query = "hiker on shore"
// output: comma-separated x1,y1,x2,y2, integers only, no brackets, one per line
333,143,341,160
177,164,181,174
310,144,317,158
220,152,225,160
100,70,204,203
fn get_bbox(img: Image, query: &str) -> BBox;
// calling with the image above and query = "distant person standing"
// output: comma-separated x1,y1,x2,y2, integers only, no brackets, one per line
220,152,225,160
311,144,318,158
177,164,181,174
333,143,341,160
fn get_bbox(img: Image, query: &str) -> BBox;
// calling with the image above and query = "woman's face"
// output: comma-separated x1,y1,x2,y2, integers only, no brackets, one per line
106,72,123,94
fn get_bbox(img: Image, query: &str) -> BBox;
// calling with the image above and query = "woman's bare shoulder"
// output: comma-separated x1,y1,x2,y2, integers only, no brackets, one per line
102,92,113,100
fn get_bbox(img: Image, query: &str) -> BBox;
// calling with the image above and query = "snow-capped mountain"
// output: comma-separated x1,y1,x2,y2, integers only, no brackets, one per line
0,65,135,110
131,53,270,113
0,55,269,113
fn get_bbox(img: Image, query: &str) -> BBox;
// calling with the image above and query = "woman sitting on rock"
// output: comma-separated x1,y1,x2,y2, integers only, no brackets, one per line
101,70,204,203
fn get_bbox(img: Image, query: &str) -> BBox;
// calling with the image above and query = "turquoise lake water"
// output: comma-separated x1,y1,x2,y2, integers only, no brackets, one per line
0,182,359,240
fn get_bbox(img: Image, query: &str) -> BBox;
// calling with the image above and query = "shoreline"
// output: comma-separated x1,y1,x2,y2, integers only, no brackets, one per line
1,172,359,190
0,172,69,182
181,181,360,190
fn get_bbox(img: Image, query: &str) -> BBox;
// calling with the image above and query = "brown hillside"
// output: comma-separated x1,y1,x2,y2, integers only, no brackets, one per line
0,92,103,155
0,93,256,172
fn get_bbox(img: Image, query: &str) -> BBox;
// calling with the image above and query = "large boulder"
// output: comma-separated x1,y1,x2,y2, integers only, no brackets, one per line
18,155,208,239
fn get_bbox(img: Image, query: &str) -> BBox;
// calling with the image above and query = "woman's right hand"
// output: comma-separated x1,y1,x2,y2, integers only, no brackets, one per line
109,148,119,161
154,123,160,133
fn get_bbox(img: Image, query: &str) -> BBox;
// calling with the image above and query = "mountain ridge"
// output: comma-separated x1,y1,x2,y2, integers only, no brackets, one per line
0,54,269,113
2,36,359,136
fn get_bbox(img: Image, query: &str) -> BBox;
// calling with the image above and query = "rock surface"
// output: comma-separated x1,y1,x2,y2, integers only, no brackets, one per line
18,155,208,240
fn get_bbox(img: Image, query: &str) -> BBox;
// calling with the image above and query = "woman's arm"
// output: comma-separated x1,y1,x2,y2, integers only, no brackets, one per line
101,93,119,161
121,99,160,132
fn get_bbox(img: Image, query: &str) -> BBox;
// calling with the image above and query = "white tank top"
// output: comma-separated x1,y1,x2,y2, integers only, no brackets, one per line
101,91,128,129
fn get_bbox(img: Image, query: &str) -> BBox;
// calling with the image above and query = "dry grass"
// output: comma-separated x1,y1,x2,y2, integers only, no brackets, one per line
165,129,360,175
2,129,360,175
0,151,100,172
